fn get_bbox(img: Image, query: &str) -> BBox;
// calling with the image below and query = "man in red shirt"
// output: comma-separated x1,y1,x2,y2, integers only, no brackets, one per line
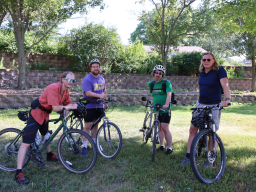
15,72,78,184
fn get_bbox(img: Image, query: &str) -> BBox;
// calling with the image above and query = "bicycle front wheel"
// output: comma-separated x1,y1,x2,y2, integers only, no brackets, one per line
96,122,122,159
58,129,97,174
190,129,226,184
0,128,30,172
152,121,159,162
142,111,152,143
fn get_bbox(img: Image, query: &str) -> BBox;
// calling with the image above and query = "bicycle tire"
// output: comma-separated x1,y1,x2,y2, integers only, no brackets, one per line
57,129,97,174
152,121,159,162
190,129,226,184
142,111,151,143
96,122,122,159
0,128,30,172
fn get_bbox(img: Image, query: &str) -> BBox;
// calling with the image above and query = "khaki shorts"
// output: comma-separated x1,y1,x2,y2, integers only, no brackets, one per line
190,101,221,131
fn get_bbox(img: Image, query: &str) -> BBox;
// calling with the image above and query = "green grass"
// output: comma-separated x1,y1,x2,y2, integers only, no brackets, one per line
0,103,256,191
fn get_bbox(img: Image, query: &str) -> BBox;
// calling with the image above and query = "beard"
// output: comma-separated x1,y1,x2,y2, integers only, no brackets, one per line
92,71,99,76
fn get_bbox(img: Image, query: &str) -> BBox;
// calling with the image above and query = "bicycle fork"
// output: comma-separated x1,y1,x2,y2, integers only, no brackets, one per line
102,117,111,142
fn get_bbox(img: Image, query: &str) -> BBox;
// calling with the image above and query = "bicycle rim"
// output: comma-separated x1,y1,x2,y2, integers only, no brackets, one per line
152,122,158,162
96,122,122,159
0,128,30,172
58,129,97,174
190,129,226,184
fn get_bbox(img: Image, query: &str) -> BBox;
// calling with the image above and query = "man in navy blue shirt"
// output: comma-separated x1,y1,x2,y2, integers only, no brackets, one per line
179,52,231,167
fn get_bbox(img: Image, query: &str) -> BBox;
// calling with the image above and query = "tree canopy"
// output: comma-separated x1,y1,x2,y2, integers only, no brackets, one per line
0,0,104,89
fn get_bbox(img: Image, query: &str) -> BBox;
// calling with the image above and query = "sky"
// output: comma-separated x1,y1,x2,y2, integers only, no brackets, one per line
58,0,154,45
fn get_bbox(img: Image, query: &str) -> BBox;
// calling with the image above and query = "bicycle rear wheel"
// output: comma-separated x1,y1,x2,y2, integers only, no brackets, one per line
58,129,97,174
96,122,122,159
190,129,226,184
0,128,30,172
152,121,159,162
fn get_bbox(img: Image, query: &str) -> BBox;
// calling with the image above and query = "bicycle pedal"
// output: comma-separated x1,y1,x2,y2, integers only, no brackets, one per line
38,162,46,167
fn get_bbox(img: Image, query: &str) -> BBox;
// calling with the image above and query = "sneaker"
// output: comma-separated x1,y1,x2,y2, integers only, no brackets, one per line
179,157,191,166
157,146,165,151
165,148,173,155
81,147,87,156
202,160,213,168
15,173,29,184
46,154,59,162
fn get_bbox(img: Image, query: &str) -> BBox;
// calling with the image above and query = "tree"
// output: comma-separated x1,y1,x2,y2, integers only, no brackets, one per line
129,20,151,45
65,23,121,72
215,0,256,91
0,6,7,27
137,0,211,69
0,0,104,89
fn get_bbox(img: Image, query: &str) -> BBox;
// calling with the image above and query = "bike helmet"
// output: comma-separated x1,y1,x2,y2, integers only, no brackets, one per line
191,116,205,127
89,59,101,67
153,65,165,74
74,102,87,118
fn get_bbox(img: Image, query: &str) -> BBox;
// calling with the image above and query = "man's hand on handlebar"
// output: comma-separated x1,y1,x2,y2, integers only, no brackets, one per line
162,104,169,110
221,101,231,107
105,103,109,109
99,93,107,99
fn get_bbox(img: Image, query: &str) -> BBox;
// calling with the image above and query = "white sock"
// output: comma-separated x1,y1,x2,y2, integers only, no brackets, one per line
93,138,96,143
83,141,88,148
168,147,172,151
161,145,165,148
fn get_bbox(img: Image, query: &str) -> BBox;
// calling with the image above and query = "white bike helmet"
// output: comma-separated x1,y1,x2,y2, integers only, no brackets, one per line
153,65,165,74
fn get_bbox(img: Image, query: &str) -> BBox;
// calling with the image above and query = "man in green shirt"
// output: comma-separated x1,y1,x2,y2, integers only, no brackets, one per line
148,65,173,155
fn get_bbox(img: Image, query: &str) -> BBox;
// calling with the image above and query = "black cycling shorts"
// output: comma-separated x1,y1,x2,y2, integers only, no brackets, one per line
158,112,171,124
22,112,49,144
84,108,104,122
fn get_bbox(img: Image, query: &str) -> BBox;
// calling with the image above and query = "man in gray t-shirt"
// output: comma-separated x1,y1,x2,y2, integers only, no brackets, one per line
81,59,108,156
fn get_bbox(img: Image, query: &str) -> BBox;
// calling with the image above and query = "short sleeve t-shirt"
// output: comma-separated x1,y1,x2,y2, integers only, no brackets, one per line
199,66,227,104
148,79,173,113
31,82,72,125
82,73,106,109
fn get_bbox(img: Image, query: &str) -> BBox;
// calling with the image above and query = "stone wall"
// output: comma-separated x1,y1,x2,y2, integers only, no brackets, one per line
1,93,255,109
0,69,253,91
0,51,73,71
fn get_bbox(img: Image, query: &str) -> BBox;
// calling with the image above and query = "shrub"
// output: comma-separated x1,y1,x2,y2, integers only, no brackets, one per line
170,52,202,76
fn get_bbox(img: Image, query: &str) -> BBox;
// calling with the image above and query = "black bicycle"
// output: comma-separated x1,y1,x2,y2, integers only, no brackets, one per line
190,104,229,184
140,97,171,162
66,97,122,159
0,108,97,174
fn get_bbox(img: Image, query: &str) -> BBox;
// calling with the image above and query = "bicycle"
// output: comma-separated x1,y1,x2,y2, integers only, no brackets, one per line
140,97,171,162
189,104,230,184
66,97,122,159
0,107,97,174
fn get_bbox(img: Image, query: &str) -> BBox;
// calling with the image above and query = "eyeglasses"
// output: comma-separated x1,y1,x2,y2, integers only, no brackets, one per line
202,59,211,62
154,72,163,75
65,78,76,83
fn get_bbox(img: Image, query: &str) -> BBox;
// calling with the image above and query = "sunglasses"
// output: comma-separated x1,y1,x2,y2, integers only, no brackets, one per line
65,78,76,83
202,59,212,62
154,72,163,75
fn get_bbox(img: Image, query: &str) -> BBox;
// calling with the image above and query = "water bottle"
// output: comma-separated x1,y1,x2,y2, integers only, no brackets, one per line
35,131,41,146
41,130,52,144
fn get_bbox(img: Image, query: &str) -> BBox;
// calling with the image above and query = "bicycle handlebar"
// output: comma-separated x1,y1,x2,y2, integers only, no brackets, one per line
190,103,231,111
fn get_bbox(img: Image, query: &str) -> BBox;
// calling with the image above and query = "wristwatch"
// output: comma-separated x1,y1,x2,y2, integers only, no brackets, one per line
225,98,231,101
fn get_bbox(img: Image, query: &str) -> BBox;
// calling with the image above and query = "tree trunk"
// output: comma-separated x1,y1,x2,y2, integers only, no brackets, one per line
251,48,256,92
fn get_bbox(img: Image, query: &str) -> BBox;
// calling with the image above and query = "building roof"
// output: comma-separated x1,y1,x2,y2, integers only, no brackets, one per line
143,45,207,54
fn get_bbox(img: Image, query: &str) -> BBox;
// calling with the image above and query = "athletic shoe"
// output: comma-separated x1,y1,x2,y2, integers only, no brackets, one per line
46,154,59,162
157,146,165,151
165,148,173,155
179,157,190,166
15,173,29,184
81,147,87,156
202,160,213,168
